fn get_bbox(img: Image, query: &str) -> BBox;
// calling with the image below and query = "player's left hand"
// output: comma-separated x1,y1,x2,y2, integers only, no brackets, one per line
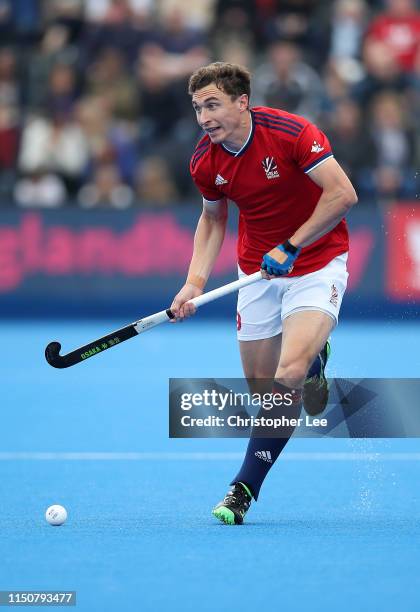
261,240,301,278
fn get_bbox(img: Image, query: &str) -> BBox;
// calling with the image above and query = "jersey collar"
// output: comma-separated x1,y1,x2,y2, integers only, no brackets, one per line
221,110,255,157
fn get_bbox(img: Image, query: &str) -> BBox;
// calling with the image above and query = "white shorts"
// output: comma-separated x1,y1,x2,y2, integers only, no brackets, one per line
237,253,349,341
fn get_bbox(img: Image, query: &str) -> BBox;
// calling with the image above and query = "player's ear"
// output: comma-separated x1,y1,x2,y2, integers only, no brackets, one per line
238,94,249,112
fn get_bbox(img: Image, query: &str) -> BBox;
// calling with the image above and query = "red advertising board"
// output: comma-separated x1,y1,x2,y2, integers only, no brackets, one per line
387,204,420,301
0,205,415,317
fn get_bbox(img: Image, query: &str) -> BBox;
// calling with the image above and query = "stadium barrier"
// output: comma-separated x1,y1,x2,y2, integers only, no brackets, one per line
0,204,417,318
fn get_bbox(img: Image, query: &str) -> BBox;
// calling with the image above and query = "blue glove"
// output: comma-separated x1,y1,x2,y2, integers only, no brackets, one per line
261,240,301,276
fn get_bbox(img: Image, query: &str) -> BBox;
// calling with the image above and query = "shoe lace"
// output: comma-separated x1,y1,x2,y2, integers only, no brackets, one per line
305,375,323,391
224,485,248,507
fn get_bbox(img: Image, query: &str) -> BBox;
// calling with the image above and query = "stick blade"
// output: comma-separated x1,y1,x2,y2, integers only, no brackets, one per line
45,342,67,368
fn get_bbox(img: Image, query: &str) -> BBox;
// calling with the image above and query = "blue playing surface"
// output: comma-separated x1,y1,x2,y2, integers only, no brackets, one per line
2,319,420,611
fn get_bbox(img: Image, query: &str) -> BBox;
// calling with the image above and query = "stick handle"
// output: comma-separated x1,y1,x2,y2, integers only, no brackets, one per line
189,271,262,308
133,271,262,334
134,309,172,332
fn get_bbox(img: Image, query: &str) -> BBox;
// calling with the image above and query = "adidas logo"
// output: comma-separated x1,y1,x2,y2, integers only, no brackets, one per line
215,174,228,185
255,450,272,463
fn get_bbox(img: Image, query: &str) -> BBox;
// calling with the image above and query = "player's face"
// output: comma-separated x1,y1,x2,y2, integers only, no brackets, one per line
192,84,248,146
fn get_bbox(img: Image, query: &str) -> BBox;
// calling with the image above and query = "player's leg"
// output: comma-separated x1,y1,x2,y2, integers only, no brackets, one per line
239,334,282,395
285,254,347,414
239,319,331,414
213,255,348,524
275,310,335,387
234,265,329,386
212,335,283,525
213,277,330,524
228,310,335,514
213,273,284,524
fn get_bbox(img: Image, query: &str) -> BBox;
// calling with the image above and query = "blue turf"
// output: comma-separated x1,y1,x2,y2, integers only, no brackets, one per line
1,320,420,611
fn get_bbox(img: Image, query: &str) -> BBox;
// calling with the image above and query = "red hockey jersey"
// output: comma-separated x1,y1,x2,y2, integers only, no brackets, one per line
190,106,349,276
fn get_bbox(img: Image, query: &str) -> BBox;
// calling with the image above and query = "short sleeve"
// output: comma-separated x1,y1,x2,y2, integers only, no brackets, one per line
293,123,333,174
191,172,222,202
189,139,222,201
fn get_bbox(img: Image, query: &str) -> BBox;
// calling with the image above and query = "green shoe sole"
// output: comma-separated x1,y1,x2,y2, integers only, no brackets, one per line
212,506,236,525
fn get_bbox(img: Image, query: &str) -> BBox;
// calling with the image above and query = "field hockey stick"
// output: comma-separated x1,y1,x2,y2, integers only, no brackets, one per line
45,271,262,369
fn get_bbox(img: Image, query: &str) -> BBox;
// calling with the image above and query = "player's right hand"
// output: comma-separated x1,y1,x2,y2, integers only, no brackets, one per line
170,283,203,322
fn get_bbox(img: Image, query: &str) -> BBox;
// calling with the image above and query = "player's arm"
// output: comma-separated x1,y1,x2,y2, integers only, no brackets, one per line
170,198,228,320
289,157,357,248
261,158,357,277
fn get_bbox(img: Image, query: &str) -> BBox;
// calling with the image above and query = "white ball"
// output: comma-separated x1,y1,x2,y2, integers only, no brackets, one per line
45,505,67,526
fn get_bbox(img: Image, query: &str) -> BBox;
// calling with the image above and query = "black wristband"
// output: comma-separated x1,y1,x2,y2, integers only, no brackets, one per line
282,239,299,255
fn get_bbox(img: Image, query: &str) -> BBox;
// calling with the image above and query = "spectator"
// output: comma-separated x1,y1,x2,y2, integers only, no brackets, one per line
329,0,369,62
0,0,13,44
78,162,134,208
215,41,253,72
370,91,413,169
84,0,152,24
408,47,420,169
212,1,256,59
372,164,409,203
43,0,84,44
258,0,331,67
159,0,215,31
14,170,67,207
253,40,324,121
0,102,19,201
136,38,207,146
326,98,377,192
134,156,179,205
24,25,76,110
0,0,42,43
46,62,79,117
0,47,19,106
139,8,209,83
81,0,154,67
365,0,420,73
320,61,352,120
366,91,417,202
155,7,208,56
18,109,89,195
74,95,113,164
351,38,411,104
84,46,138,120
0,0,418,209
76,94,138,183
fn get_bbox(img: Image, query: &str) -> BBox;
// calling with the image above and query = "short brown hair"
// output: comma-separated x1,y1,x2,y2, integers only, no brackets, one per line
188,62,251,101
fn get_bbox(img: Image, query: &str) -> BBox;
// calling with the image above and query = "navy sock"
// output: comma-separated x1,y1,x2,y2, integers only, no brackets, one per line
230,382,303,500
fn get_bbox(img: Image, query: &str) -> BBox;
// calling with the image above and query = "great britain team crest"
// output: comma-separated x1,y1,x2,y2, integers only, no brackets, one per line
261,157,280,179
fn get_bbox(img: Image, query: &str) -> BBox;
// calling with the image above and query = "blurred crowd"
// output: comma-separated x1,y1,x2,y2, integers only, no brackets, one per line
0,0,419,208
